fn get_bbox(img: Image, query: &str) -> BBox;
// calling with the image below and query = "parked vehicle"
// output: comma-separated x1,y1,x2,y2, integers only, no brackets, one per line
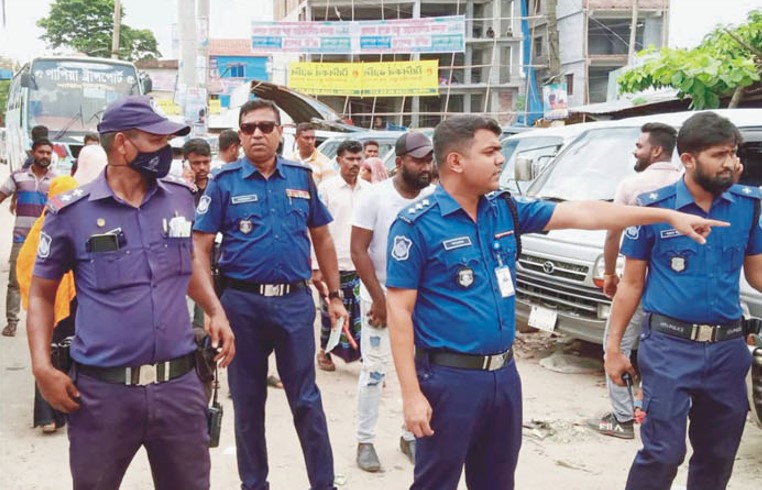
499,124,591,195
512,109,762,340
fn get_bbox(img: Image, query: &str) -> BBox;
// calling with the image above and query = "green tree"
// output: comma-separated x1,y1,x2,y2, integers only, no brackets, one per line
618,9,762,109
37,0,161,61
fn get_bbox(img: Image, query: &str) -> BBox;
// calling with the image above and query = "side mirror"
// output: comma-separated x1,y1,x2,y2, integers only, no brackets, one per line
20,73,31,88
515,156,534,181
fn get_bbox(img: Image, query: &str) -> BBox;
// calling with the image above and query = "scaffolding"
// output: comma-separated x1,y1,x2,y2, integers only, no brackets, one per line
300,0,544,128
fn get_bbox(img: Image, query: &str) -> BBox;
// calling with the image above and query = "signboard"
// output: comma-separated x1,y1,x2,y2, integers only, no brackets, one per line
543,83,569,120
253,16,465,55
288,61,439,97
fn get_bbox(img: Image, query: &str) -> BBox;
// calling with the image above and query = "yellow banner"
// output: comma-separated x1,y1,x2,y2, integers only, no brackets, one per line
288,60,439,97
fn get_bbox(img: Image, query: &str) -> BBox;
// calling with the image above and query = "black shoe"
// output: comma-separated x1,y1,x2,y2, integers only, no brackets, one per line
585,412,635,440
356,443,381,472
400,436,416,464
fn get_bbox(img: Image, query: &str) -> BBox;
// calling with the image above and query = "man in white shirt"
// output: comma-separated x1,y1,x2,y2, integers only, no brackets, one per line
314,140,370,371
212,129,240,169
293,122,335,184
587,122,681,439
350,132,435,472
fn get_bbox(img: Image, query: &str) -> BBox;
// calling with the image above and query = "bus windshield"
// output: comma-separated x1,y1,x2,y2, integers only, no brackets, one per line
27,59,140,135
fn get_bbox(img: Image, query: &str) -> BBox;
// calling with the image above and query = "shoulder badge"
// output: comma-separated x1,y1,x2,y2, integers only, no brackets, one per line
161,174,194,192
47,187,90,214
280,157,314,173
635,184,677,207
729,184,762,200
398,197,435,224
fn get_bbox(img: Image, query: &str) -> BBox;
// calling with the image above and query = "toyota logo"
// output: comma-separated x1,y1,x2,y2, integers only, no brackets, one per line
542,261,555,274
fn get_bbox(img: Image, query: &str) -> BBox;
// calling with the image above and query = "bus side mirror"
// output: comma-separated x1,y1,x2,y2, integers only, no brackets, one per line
20,73,31,88
515,156,535,181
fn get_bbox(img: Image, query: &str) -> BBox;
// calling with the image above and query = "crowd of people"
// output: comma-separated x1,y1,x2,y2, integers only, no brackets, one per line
1,94,759,490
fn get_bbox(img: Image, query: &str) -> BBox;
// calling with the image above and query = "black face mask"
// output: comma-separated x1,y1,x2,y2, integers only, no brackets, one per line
128,143,173,179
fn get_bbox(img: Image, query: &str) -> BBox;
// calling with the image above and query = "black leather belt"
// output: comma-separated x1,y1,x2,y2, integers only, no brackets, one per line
77,352,196,386
649,313,744,342
416,347,514,371
225,277,308,297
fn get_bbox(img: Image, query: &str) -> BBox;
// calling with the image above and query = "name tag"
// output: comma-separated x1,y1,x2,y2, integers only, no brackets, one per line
660,229,682,239
286,189,311,200
231,194,259,204
495,265,515,298
443,236,472,251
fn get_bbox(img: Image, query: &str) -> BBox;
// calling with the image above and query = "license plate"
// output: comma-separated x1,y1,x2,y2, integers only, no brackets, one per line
528,305,558,332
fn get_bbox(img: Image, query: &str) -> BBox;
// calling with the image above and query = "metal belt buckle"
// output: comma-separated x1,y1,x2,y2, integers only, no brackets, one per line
693,324,714,342
137,364,157,385
483,351,507,371
262,284,281,297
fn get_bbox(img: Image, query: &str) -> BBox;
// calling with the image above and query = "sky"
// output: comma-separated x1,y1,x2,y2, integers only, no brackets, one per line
0,0,759,62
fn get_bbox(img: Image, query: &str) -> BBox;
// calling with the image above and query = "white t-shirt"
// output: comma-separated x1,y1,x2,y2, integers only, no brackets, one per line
352,178,435,301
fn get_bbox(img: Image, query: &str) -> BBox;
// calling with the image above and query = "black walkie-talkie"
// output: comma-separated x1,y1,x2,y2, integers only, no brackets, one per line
207,362,223,448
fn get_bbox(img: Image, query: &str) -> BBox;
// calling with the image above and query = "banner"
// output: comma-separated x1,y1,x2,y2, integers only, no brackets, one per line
543,83,569,120
253,16,465,55
288,61,439,97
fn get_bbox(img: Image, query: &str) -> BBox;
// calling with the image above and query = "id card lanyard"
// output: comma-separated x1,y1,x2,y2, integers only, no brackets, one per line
492,242,515,298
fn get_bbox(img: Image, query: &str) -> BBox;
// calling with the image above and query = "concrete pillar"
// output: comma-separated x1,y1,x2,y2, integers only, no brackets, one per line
411,0,421,128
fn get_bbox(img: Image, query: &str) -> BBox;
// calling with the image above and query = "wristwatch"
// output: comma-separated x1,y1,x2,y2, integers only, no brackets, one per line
328,290,344,300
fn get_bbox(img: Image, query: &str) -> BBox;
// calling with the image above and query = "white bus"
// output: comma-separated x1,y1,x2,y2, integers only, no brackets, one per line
4,56,142,172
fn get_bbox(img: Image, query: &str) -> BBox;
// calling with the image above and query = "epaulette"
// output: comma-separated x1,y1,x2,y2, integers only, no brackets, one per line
211,160,244,179
47,187,90,214
486,189,509,201
729,184,762,200
635,185,677,207
161,174,195,192
398,196,435,224
280,158,314,172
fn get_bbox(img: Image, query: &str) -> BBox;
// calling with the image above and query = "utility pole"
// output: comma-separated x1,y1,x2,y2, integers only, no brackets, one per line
111,0,121,59
546,0,561,79
628,0,639,64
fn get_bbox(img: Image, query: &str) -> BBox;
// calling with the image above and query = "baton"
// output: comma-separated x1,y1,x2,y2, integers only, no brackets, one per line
622,372,636,417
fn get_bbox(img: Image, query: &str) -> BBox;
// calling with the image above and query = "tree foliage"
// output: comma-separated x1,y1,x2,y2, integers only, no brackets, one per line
37,0,161,61
618,9,762,109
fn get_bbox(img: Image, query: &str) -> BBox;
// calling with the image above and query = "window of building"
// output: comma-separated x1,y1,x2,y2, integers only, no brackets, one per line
534,36,543,58
227,64,245,78
565,73,574,96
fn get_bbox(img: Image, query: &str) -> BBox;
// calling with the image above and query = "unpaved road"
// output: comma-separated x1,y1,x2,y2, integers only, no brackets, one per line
0,174,759,489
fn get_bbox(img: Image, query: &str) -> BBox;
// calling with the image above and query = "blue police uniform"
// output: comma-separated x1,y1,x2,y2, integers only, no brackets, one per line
621,179,762,489
386,185,556,490
34,172,209,490
193,156,336,490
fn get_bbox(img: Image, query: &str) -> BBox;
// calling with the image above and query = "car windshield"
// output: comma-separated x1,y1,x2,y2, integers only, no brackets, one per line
499,135,564,194
529,127,642,201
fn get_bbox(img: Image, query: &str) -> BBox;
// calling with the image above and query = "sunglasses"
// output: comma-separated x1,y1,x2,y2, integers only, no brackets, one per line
240,122,279,135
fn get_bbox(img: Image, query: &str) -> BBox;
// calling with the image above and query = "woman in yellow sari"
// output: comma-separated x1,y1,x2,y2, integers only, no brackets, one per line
17,175,79,433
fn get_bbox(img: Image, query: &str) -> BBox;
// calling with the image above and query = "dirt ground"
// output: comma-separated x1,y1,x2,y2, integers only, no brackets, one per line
0,175,760,489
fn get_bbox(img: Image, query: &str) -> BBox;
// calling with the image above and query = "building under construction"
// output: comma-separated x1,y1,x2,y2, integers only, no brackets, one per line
272,0,669,128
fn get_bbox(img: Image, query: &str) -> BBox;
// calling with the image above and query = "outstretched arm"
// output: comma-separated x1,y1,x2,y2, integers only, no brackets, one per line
545,201,727,244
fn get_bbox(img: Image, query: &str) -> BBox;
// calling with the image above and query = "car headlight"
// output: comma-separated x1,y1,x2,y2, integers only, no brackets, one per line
593,254,624,289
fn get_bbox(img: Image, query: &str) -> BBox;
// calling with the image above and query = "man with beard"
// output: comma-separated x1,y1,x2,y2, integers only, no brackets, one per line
0,139,57,337
606,111,762,490
587,122,680,439
350,132,434,472
386,115,726,490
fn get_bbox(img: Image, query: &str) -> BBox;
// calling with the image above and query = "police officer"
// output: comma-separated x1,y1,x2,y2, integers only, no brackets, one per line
385,115,727,490
606,111,762,489
193,98,347,490
27,95,235,489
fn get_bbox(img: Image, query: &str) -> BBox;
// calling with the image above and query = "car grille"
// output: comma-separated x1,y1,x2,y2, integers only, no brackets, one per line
518,254,589,282
516,270,610,320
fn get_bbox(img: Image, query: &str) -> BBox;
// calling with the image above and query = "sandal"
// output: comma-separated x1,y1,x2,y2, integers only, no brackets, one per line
41,422,57,434
316,350,336,372
2,324,17,337
267,375,283,389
